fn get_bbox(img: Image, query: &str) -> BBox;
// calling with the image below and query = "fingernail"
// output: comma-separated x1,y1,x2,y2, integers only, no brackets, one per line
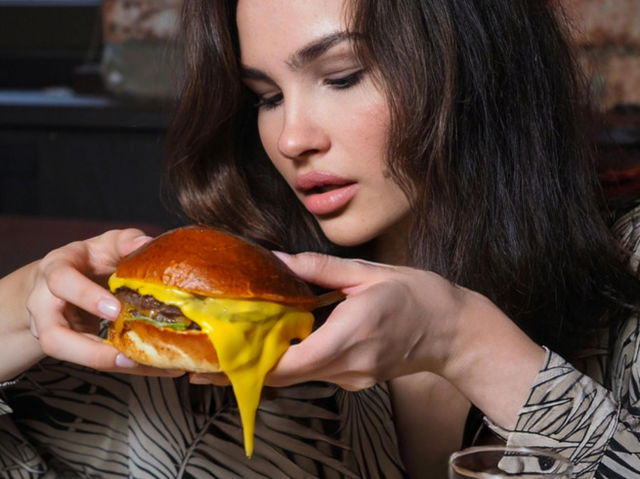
272,251,290,261
189,374,211,384
115,353,138,368
98,299,120,319
133,235,153,245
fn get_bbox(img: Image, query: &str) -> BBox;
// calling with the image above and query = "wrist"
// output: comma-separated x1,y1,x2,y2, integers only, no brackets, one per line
439,290,545,429
438,290,498,378
0,329,45,381
0,261,37,332
0,262,45,380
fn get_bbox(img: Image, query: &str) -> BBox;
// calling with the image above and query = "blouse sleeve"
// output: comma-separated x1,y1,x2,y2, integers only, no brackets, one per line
0,377,23,415
502,337,640,479
0,401,12,416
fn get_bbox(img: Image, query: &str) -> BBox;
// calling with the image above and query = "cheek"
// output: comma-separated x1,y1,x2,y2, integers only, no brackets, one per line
343,86,389,139
344,100,390,165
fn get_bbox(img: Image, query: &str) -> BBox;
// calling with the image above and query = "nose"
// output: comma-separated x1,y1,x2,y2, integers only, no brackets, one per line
277,101,330,160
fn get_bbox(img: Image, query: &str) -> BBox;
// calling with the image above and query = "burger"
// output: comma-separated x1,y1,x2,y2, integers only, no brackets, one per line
107,225,321,457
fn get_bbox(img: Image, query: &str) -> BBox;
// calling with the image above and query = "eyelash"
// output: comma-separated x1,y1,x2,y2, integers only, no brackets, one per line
325,69,365,89
253,70,365,111
254,93,283,111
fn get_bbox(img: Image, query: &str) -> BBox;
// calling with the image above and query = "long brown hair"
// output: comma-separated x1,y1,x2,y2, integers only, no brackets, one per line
166,0,639,355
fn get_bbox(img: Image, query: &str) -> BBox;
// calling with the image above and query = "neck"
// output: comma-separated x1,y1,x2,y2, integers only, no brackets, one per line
373,215,411,266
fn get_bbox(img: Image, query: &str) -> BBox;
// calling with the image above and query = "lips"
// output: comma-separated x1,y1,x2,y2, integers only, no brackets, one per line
295,172,358,216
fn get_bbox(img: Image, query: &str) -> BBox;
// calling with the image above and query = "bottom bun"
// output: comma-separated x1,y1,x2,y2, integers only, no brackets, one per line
108,321,221,373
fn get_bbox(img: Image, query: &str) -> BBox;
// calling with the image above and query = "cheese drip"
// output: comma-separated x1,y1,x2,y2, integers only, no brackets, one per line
108,275,314,457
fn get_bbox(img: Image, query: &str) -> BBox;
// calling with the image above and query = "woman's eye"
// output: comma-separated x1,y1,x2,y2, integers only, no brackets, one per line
251,70,365,109
325,70,365,89
254,92,283,110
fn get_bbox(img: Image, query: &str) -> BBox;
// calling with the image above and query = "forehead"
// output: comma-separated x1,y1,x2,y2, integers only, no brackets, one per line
236,0,349,63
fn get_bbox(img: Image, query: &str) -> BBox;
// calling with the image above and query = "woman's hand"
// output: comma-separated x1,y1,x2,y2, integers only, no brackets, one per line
264,252,468,390
265,252,545,430
0,228,184,381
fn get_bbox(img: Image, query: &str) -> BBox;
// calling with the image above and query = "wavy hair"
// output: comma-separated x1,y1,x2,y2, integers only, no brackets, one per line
166,0,639,355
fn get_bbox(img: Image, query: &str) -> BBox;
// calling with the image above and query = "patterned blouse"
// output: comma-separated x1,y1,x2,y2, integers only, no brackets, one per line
2,205,640,478
0,365,406,478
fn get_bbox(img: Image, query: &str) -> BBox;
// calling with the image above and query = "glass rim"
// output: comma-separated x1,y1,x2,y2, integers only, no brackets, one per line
449,445,573,477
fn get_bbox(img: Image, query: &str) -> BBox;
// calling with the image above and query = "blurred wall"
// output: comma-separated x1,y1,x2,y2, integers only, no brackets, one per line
0,4,102,90
563,0,640,109
0,1,183,230
563,1,640,204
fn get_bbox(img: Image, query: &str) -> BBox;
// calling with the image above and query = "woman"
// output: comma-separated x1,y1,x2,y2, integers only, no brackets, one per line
1,0,639,477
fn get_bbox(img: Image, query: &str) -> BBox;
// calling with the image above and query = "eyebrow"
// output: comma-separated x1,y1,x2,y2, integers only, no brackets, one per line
287,31,355,69
240,30,357,81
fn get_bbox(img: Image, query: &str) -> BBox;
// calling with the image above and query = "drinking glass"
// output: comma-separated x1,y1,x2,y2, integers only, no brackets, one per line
449,446,573,478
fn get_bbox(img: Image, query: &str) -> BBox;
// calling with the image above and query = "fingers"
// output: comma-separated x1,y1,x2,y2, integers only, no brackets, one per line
39,260,121,321
265,283,398,389
273,251,393,292
266,302,358,387
36,323,119,370
189,372,231,386
105,353,186,377
25,228,160,374
84,228,153,275
35,229,153,322
267,348,378,391
34,325,183,377
265,345,325,387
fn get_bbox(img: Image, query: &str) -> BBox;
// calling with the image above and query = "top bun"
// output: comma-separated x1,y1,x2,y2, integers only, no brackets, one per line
114,226,317,309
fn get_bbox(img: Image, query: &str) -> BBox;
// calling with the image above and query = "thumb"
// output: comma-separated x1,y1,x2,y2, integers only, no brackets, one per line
273,251,387,292
84,228,154,274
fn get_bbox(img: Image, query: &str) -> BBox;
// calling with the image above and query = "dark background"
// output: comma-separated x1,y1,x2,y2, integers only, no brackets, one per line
0,1,181,275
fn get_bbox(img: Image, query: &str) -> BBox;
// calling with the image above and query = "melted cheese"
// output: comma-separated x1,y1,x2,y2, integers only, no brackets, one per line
108,274,314,457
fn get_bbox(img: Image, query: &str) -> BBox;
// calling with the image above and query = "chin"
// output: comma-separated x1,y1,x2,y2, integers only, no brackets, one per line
317,220,385,248
317,210,412,252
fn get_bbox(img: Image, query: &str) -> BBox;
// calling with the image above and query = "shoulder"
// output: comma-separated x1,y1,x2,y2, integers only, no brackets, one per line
611,200,640,271
607,201,640,401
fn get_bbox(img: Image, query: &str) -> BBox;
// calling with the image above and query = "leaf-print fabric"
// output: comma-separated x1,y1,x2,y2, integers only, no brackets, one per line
0,362,406,478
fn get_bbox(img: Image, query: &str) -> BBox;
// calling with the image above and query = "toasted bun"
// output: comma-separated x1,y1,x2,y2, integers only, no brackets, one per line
113,225,317,309
108,320,221,373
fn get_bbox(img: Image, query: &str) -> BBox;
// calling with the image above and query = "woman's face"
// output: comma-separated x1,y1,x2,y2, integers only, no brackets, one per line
237,0,410,247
